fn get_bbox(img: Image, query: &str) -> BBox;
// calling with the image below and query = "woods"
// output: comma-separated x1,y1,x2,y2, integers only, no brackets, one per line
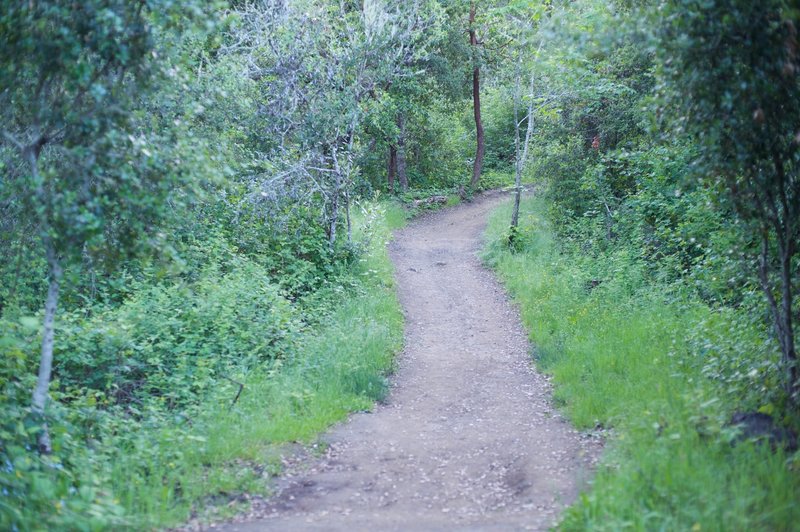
2,0,799,529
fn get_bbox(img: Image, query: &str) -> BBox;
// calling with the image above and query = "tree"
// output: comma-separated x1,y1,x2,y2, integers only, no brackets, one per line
469,1,486,189
510,66,535,233
230,0,441,242
396,113,410,192
657,0,800,400
0,0,205,451
504,2,545,234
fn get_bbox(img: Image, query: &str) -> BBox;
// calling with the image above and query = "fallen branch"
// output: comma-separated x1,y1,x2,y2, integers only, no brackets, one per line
412,195,448,208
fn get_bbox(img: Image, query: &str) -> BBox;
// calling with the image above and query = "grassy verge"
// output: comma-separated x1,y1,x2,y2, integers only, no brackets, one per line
483,197,800,531
102,201,407,528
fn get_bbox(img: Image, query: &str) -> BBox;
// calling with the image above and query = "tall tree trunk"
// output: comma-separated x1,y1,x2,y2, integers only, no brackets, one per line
345,188,352,244
511,66,522,232
779,247,798,398
343,122,358,245
754,151,800,400
329,147,341,249
757,226,799,401
16,139,60,454
468,2,484,190
511,69,536,232
32,240,61,454
396,113,409,192
388,145,397,193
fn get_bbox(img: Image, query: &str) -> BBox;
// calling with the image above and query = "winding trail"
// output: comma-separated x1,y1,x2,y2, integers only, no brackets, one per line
220,192,600,531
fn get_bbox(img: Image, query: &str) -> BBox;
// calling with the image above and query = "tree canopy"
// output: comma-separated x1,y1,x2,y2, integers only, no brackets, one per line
1,0,799,529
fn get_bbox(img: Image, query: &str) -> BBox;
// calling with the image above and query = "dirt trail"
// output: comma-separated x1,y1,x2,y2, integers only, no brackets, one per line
218,192,600,531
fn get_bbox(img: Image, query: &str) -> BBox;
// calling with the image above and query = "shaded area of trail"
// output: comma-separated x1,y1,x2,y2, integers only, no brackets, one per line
218,192,600,531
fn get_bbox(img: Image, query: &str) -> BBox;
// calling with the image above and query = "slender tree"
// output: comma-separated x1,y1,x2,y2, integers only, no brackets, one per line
0,0,202,451
468,1,485,189
396,113,410,192
510,67,536,233
658,0,800,400
388,145,397,192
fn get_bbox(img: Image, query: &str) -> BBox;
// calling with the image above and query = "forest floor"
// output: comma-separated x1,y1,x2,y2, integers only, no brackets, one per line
213,192,601,531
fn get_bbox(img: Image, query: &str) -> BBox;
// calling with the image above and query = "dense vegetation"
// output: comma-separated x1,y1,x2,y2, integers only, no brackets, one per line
1,0,798,529
483,0,800,528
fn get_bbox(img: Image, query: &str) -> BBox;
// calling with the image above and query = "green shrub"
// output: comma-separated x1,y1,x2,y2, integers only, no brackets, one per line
52,258,299,409
484,197,800,530
0,200,406,530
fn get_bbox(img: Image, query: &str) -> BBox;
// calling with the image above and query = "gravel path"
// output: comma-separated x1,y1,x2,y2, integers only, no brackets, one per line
217,192,600,531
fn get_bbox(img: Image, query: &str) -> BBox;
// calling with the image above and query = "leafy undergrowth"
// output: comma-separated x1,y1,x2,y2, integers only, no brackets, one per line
484,197,800,531
0,201,406,530
117,201,406,528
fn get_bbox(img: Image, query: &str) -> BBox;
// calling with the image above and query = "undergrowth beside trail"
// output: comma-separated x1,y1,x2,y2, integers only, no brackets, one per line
0,201,406,530
114,201,407,528
484,196,800,531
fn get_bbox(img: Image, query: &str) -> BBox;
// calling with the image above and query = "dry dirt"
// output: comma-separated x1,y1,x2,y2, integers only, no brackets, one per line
215,191,601,531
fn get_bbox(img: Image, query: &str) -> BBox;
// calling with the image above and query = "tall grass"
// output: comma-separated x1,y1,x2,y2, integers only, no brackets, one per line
105,201,407,528
483,197,800,531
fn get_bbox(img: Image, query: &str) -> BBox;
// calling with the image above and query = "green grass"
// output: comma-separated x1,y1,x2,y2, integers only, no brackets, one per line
483,197,800,531
104,200,408,528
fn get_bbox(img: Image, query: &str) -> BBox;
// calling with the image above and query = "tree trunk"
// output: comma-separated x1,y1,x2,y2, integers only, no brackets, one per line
511,66,522,231
388,145,397,193
757,226,799,400
511,69,536,232
758,150,800,400
329,147,341,249
32,241,61,454
396,114,409,192
779,246,798,398
468,2,484,190
345,188,352,244
16,139,59,454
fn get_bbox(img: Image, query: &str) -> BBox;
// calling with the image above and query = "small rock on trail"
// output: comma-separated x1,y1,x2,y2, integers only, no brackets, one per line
214,191,601,531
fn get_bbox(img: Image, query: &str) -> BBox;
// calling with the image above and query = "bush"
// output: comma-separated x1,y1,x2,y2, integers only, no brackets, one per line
50,258,299,409
484,197,800,530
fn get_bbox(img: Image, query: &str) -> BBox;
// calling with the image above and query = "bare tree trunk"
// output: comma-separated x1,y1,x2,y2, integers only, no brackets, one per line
754,151,800,400
12,136,60,454
343,121,359,245
468,2,484,190
329,147,341,249
345,188,352,244
32,239,61,454
757,225,799,401
388,145,397,193
774,155,799,399
779,244,798,398
397,114,408,192
511,66,522,231
511,69,536,232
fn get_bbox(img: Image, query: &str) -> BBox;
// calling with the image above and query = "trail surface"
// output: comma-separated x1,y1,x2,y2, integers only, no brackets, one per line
219,192,600,531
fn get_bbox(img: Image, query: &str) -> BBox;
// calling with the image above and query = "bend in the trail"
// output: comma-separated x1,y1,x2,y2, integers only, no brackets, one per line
216,191,601,532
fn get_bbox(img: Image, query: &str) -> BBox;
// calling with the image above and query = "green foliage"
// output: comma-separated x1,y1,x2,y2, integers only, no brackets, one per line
0,200,405,530
3,0,799,528
477,169,516,191
0,0,216,263
656,0,800,397
485,198,800,530
55,259,298,407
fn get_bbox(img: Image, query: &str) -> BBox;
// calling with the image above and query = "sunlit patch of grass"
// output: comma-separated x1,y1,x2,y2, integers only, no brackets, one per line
483,197,800,531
